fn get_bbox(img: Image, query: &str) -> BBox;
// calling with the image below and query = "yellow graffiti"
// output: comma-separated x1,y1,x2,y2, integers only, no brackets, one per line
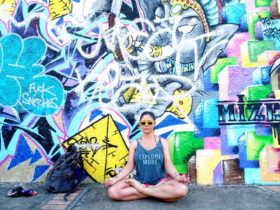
257,51,279,66
166,89,192,118
259,146,280,182
241,42,258,68
63,114,129,183
274,90,280,99
196,149,230,185
0,0,16,15
49,0,72,20
122,86,192,119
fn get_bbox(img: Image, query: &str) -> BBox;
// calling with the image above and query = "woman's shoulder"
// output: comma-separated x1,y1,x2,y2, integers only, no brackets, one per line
158,136,168,146
158,136,166,141
129,140,139,149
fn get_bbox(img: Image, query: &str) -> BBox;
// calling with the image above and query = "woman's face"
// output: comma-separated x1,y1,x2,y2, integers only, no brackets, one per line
139,114,155,134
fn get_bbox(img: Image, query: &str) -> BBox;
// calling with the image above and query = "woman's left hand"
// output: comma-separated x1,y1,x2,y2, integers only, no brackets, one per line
175,174,189,183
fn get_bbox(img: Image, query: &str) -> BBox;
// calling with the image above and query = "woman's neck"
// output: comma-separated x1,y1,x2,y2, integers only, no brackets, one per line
142,132,155,140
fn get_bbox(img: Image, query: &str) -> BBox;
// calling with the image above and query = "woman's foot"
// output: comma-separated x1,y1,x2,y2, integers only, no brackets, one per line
126,179,145,193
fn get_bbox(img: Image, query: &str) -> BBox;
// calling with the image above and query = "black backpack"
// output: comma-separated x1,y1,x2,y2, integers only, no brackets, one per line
45,145,84,200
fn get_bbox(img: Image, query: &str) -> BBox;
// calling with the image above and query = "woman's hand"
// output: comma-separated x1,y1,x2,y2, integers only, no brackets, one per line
175,174,189,184
104,177,118,187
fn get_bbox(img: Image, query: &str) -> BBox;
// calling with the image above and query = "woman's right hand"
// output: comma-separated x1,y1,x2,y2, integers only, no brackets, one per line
105,177,118,187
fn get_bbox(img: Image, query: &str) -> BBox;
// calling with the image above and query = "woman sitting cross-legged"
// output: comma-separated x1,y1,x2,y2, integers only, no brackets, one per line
105,111,188,202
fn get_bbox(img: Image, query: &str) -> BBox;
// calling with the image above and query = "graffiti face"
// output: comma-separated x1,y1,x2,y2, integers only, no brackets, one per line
109,0,239,122
154,3,206,64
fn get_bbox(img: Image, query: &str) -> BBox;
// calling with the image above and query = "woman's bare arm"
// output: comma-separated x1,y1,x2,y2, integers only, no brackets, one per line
115,140,137,180
161,139,180,178
161,139,187,183
105,140,137,186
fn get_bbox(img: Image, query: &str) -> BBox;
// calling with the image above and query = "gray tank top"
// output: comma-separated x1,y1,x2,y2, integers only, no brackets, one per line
134,138,165,185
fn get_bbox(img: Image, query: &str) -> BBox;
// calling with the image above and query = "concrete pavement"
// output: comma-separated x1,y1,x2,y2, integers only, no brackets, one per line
1,183,280,210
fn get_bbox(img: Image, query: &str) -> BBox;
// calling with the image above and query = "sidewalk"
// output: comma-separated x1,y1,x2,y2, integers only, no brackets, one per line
1,183,280,210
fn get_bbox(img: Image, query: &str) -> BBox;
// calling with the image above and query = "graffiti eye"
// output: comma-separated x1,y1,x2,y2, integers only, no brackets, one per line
177,25,195,34
154,15,162,23
154,6,164,23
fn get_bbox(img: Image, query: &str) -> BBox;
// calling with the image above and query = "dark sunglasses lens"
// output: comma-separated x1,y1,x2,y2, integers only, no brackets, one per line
147,122,153,125
140,122,146,126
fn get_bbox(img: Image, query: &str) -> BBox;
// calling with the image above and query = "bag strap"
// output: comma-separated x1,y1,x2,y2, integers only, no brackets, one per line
63,151,85,201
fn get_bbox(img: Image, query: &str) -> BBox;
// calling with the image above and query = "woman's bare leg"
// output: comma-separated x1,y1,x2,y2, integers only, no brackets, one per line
107,179,148,201
126,179,188,202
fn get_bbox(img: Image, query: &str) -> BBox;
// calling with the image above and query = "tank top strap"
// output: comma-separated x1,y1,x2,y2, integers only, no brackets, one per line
157,136,163,148
135,139,141,149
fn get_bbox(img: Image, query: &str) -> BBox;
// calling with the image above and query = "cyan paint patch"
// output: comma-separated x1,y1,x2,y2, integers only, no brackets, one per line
0,34,64,115
262,19,280,50
226,3,246,25
252,66,271,85
226,125,255,146
220,127,239,155
244,168,280,185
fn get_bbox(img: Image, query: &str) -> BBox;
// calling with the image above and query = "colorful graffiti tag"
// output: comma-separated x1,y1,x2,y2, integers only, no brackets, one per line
0,0,279,185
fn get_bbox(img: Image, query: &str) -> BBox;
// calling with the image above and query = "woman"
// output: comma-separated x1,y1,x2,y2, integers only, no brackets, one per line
105,111,188,202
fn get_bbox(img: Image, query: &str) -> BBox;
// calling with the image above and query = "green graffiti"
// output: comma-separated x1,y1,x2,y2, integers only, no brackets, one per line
210,57,237,84
248,40,276,62
248,11,270,40
242,84,272,118
255,0,272,7
243,84,272,101
167,131,204,174
246,131,273,160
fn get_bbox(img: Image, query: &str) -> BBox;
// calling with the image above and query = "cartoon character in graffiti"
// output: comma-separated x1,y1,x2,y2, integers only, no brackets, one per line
105,0,238,122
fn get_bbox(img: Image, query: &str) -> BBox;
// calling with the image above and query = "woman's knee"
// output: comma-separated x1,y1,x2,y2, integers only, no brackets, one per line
107,186,121,200
175,183,188,198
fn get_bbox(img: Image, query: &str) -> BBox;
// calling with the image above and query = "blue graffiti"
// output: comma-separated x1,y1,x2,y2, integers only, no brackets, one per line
0,34,64,115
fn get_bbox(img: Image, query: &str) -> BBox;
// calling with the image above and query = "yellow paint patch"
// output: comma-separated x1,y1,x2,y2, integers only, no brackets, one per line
196,150,232,185
49,0,72,20
272,125,280,148
63,114,129,183
274,90,280,100
240,42,258,68
197,150,220,185
166,89,192,119
256,51,280,66
259,146,280,182
0,0,16,15
130,88,155,104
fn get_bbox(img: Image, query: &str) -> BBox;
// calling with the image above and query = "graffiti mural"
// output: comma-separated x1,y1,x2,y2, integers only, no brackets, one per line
63,114,129,183
0,0,279,185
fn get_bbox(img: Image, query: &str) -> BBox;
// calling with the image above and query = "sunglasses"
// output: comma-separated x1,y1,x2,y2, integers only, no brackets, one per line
140,120,154,126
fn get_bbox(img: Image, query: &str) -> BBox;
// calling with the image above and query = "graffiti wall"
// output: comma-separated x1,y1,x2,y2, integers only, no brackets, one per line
0,0,279,185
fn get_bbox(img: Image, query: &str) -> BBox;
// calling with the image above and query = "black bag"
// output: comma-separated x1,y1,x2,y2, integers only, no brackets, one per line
45,145,84,200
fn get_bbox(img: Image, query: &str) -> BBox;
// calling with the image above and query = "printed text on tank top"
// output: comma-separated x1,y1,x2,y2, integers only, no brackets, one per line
134,136,165,184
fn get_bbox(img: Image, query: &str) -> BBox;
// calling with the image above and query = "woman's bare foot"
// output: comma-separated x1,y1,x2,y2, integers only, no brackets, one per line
126,179,145,193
